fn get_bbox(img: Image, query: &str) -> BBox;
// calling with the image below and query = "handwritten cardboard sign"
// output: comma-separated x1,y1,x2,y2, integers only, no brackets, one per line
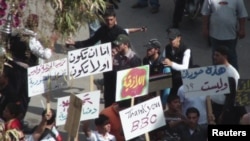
68,42,112,79
27,58,68,97
56,91,100,126
181,65,230,97
235,79,250,106
116,65,149,102
64,94,82,137
119,96,165,140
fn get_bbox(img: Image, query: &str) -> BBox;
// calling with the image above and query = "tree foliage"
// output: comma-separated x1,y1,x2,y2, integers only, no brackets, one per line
45,0,107,37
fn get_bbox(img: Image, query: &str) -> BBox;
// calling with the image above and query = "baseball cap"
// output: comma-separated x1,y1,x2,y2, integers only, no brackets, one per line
144,38,161,50
113,34,130,46
167,28,181,40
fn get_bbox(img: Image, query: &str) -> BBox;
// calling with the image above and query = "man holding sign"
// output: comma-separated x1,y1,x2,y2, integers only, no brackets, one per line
210,46,244,124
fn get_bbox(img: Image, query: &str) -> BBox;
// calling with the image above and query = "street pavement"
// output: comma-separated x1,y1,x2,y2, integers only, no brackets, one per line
24,0,250,140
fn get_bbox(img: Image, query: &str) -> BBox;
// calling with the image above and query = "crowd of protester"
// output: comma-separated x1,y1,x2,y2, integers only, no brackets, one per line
0,0,249,140
80,1,248,141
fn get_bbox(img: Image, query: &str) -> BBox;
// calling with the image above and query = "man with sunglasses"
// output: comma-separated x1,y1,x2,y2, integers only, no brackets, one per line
143,38,164,76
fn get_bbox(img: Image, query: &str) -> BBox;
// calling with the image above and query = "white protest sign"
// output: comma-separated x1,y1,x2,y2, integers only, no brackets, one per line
116,65,149,102
119,96,165,140
27,58,68,97
68,42,112,79
56,91,100,126
181,65,230,97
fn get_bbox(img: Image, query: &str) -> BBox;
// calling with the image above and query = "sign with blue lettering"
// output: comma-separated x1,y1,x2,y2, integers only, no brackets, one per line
181,65,230,97
27,58,68,97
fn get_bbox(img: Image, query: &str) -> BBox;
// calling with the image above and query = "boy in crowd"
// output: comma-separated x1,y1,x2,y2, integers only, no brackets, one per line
83,114,116,141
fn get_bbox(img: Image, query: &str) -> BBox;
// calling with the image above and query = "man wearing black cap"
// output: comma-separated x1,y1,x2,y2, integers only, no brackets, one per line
103,34,141,107
143,38,164,76
162,28,193,96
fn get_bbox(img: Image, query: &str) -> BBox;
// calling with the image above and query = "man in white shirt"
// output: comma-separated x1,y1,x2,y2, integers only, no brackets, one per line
211,45,239,105
209,45,246,124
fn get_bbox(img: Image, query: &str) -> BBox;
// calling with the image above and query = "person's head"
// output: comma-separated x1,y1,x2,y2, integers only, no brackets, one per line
167,28,181,48
213,45,229,65
185,107,200,129
95,114,111,134
144,38,161,58
240,113,250,125
167,95,181,112
25,14,39,31
103,9,117,28
113,34,131,55
3,103,20,121
42,108,56,125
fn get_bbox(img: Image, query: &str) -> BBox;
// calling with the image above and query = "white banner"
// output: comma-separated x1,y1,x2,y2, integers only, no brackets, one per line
27,58,68,97
68,42,112,79
119,96,165,140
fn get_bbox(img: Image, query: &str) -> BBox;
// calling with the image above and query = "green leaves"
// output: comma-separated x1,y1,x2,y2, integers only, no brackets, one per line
46,0,107,38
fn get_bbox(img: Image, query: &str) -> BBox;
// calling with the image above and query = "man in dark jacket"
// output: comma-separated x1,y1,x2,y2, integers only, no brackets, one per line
103,34,141,107
162,28,193,96
65,9,127,48
143,38,164,76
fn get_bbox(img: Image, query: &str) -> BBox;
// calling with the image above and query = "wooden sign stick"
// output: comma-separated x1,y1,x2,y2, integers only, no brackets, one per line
145,133,150,141
66,76,74,141
46,75,52,114
67,136,71,141
206,96,216,124
90,75,94,91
